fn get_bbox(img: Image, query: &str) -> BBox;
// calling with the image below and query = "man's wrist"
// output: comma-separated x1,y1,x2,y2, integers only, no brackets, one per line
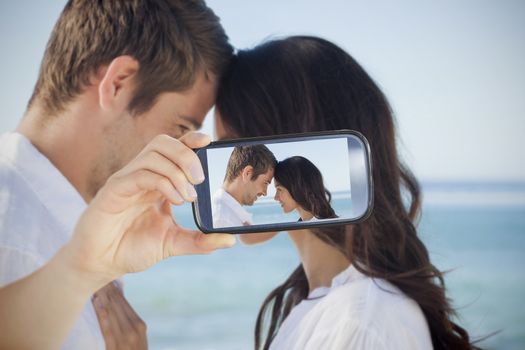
50,245,112,298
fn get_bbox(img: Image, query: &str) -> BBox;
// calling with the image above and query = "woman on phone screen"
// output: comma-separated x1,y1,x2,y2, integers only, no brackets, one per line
273,156,337,223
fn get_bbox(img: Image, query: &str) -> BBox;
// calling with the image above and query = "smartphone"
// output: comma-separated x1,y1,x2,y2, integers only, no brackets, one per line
192,130,373,234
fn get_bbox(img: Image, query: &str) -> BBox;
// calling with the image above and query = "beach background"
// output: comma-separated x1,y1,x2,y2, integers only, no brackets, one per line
1,1,524,349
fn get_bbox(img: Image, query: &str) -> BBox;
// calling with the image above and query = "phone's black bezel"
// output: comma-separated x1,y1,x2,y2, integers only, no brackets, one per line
192,130,374,234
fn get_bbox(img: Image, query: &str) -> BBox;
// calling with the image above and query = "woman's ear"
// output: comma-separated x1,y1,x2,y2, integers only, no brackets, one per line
98,55,139,112
242,166,254,183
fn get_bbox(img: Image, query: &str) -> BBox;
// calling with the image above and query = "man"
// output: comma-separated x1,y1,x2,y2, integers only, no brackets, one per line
0,1,234,349
212,145,277,228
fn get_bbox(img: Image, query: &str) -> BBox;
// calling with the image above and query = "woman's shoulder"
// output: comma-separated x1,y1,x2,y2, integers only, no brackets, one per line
326,273,423,320
312,267,405,318
304,268,433,349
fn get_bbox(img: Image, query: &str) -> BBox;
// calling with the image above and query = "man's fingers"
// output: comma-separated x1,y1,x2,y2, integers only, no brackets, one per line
94,133,208,213
115,290,147,334
107,287,135,336
116,151,197,202
165,228,236,257
100,169,185,213
93,293,118,350
94,283,147,350
179,131,211,150
195,232,236,251
133,134,206,184
101,289,124,337
93,295,106,326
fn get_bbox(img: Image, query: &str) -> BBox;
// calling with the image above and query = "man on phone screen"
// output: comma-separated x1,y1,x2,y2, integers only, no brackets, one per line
212,145,277,228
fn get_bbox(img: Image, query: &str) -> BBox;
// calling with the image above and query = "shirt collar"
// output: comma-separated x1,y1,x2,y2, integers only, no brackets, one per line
216,188,253,224
307,264,363,299
331,264,362,287
1,132,87,236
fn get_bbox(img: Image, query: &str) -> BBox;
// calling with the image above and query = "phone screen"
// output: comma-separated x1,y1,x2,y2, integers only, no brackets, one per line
192,130,372,233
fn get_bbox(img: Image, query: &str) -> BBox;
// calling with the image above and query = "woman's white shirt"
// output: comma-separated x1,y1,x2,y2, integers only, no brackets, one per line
269,264,433,350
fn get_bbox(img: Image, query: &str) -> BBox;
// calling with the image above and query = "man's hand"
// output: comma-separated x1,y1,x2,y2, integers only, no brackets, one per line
59,132,236,291
94,282,147,350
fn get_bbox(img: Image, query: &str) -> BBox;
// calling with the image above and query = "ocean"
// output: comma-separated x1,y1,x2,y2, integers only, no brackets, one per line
124,182,525,350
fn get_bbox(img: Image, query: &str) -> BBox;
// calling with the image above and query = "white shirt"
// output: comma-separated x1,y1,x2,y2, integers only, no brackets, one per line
270,264,433,350
211,188,253,228
0,132,105,349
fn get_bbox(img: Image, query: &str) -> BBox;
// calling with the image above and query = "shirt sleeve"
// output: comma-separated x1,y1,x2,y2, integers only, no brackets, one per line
0,245,105,349
0,245,42,287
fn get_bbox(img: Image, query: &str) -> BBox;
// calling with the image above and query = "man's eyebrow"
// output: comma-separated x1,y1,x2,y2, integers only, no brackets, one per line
179,115,202,130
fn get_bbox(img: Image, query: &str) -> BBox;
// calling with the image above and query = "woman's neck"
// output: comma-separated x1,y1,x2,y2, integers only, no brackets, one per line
288,230,351,294
297,207,314,221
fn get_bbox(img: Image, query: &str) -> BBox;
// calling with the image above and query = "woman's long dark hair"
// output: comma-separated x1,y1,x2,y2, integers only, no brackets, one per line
216,36,475,350
274,156,336,219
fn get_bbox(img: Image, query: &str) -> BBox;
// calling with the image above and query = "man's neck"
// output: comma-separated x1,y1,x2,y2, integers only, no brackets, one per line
16,102,101,203
222,180,244,206
288,230,351,293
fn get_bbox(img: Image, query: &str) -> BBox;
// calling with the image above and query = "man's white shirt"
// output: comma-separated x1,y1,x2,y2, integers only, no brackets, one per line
0,132,105,349
211,188,253,228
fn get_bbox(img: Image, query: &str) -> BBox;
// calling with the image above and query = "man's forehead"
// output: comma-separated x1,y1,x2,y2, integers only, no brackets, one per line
183,71,217,126
251,168,273,180
264,168,274,180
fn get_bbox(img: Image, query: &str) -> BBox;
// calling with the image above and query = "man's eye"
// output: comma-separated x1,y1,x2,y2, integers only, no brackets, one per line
175,125,190,137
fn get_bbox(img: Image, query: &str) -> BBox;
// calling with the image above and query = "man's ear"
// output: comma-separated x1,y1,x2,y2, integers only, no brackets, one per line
98,55,139,112
241,166,254,183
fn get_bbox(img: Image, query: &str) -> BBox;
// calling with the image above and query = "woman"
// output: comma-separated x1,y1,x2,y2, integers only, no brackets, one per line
215,36,475,349
273,156,337,222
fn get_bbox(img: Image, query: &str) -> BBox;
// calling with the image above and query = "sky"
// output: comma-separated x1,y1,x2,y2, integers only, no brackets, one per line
0,1,524,182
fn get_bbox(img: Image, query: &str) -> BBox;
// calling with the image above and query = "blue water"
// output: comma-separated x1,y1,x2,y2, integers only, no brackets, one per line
124,185,525,350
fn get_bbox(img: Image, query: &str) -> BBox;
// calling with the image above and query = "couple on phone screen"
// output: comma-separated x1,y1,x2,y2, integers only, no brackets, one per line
212,146,335,229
